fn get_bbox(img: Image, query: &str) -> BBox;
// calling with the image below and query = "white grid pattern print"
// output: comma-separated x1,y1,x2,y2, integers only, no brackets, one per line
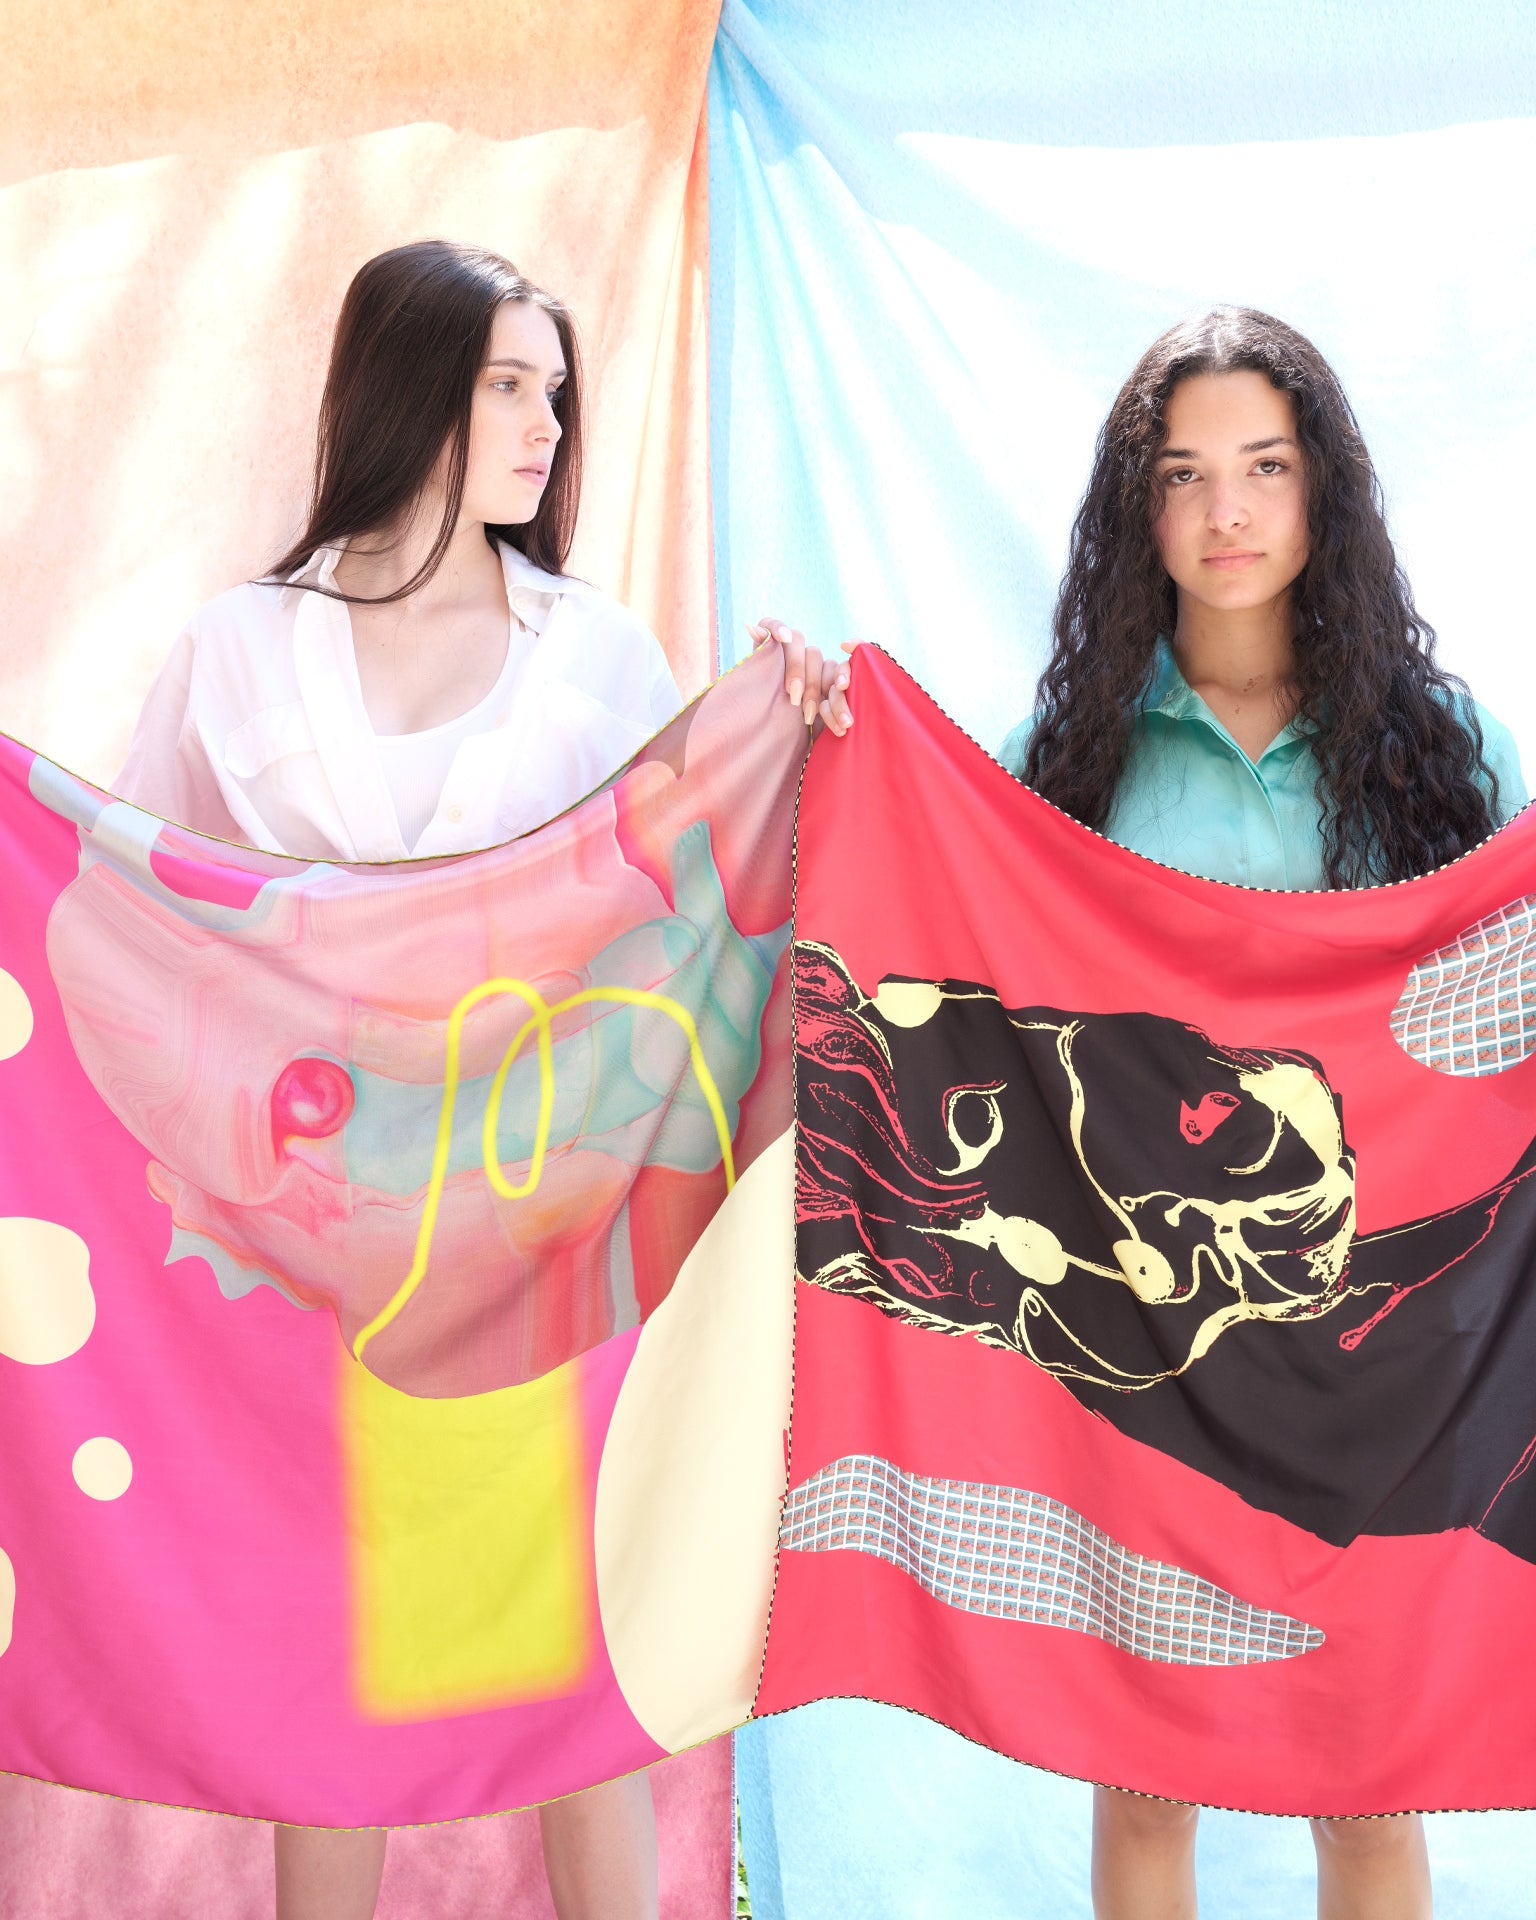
1391,896,1536,1077
780,1453,1324,1667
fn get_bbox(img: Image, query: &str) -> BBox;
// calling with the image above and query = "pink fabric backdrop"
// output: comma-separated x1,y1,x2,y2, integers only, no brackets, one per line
0,1744,730,1919
2,0,731,1905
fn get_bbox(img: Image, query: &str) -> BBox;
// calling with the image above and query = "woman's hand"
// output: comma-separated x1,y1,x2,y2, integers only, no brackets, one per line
749,620,858,737
818,640,857,737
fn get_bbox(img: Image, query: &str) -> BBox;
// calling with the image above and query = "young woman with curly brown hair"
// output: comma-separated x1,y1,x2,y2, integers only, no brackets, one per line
1003,305,1525,1919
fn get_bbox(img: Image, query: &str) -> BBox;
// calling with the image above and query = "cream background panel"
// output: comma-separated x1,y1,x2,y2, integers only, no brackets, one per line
0,0,717,786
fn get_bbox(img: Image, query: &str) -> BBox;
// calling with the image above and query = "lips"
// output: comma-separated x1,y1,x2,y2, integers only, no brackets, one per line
1202,550,1261,569
515,466,549,485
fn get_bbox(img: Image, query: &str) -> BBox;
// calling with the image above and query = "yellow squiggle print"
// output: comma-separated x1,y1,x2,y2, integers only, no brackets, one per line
352,979,737,1363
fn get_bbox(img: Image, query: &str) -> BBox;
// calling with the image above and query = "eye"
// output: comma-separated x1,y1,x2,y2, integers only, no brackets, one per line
1179,1091,1241,1144
271,1057,355,1151
1161,467,1197,487
1253,458,1287,476
941,1082,1005,1173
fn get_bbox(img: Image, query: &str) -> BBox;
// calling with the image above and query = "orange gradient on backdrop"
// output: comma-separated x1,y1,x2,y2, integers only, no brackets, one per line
0,0,718,785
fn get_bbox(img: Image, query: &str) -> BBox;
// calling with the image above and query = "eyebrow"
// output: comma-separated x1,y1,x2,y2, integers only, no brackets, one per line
485,357,567,377
1157,435,1296,459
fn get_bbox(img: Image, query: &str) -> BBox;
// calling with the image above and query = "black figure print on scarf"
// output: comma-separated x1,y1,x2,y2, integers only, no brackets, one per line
794,942,1536,1565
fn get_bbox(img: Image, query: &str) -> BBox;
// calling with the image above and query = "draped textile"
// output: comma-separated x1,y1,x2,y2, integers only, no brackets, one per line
764,647,1536,1815
0,645,799,1828
711,4,1536,1908
708,0,1536,768
0,0,719,787
12,637,1536,1910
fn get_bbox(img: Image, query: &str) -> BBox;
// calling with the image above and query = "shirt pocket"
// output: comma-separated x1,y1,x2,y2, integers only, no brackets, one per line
491,679,655,837
222,703,316,781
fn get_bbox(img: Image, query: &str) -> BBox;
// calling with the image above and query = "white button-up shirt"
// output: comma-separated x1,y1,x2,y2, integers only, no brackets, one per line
115,542,683,860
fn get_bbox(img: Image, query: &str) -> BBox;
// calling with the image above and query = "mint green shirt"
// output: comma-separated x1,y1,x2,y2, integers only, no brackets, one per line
998,642,1527,891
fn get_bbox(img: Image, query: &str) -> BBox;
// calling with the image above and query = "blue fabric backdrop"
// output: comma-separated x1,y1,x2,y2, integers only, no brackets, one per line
711,3,1536,1913
710,0,1536,762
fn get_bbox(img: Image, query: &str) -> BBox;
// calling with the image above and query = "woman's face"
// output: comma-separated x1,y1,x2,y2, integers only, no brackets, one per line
459,300,566,528
1152,371,1310,621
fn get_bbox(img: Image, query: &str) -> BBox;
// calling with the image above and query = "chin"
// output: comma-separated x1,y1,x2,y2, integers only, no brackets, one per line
1189,579,1280,611
469,486,541,529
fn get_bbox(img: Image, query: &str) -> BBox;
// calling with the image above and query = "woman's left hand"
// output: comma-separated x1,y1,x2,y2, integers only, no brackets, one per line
749,618,857,735
817,640,857,737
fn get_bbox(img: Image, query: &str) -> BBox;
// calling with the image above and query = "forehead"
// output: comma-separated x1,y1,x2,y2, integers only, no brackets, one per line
1160,370,1296,449
485,299,564,370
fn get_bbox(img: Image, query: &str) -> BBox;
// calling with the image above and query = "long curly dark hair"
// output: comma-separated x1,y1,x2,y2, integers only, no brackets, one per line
1023,307,1499,886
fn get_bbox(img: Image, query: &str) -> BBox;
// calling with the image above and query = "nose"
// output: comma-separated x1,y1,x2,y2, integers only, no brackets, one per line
530,394,562,447
1205,479,1248,532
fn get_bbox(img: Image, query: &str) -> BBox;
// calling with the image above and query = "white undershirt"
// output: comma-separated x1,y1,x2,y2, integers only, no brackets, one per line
371,623,525,852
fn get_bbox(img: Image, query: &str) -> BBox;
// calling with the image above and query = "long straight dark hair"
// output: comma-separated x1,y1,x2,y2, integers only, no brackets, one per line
1023,306,1498,887
268,239,584,603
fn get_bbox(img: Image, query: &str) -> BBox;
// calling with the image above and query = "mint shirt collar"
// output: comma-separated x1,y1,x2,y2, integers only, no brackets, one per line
1139,639,1313,762
1105,639,1324,891
995,643,1524,894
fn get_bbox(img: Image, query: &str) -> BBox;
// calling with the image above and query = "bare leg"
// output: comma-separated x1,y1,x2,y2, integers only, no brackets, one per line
540,1773,658,1920
273,1826,387,1920
1311,1813,1431,1920
1092,1787,1200,1920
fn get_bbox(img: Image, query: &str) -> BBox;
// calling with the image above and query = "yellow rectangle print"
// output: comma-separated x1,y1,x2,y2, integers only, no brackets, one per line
343,1354,591,1720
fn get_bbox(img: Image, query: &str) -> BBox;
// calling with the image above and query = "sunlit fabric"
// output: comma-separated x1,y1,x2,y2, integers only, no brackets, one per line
746,647,1536,1913
0,647,800,1826
708,0,1536,768
710,8,1536,1910
0,0,719,788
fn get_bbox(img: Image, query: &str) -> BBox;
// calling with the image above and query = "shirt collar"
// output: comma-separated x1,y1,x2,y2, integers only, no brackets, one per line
281,539,569,634
279,544,343,596
1140,638,1316,752
498,541,575,596
1140,638,1195,719
497,541,571,636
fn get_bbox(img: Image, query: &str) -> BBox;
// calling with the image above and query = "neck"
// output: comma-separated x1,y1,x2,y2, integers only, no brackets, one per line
1170,594,1296,703
331,502,505,611
1168,591,1301,763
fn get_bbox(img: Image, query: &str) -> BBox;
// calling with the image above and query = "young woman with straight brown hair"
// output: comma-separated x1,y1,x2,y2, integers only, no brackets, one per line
118,238,849,1920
